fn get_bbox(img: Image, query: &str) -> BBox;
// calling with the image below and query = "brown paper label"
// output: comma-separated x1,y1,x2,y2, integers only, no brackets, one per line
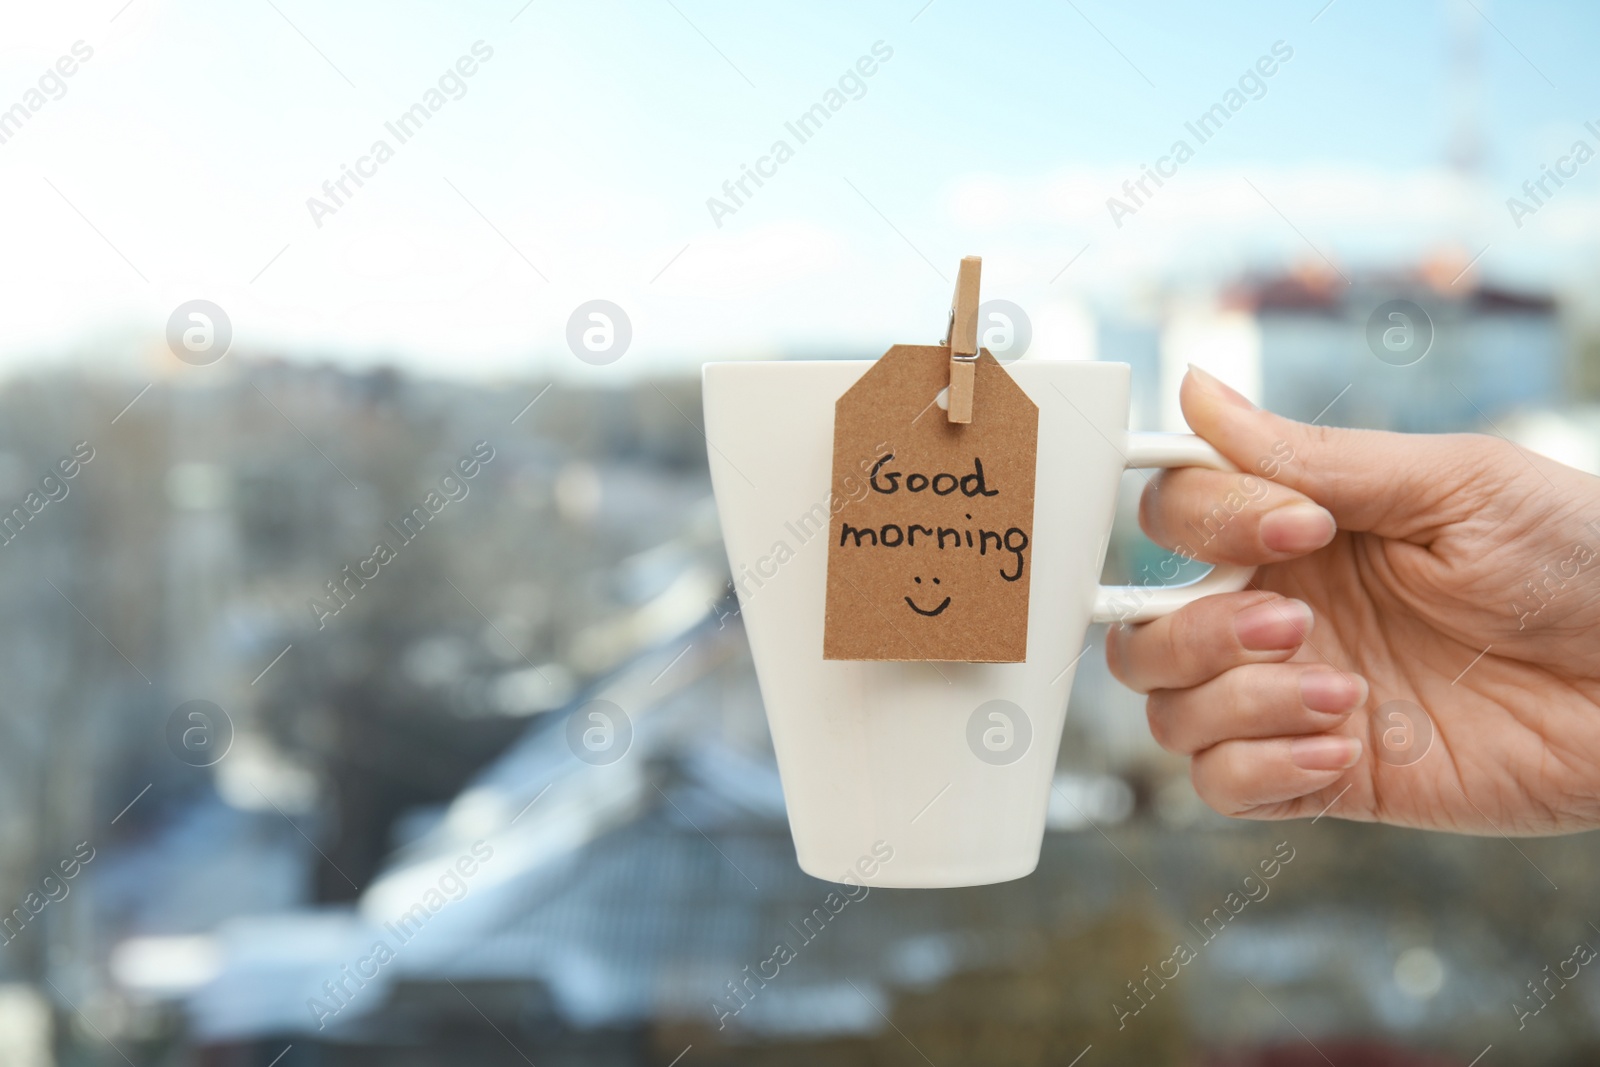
823,344,1039,662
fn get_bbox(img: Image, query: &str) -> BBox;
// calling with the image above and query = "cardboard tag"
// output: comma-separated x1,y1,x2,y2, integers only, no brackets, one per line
823,344,1039,662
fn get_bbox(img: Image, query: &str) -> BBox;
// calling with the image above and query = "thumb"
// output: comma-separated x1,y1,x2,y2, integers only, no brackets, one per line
1180,365,1472,541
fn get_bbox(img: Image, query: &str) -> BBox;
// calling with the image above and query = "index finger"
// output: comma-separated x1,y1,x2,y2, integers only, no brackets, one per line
1139,466,1336,566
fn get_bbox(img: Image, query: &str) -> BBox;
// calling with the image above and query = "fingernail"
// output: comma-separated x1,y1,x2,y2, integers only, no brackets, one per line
1234,598,1313,651
1187,364,1255,410
1299,670,1368,715
1290,735,1362,771
1260,502,1336,554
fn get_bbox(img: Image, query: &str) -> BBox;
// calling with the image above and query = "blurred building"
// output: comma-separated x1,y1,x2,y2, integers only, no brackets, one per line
1108,262,1567,435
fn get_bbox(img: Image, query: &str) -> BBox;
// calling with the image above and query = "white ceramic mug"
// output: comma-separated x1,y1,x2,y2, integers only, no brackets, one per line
703,359,1254,888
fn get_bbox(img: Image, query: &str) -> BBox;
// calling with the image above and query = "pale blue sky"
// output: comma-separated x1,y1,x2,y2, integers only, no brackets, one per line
0,0,1596,380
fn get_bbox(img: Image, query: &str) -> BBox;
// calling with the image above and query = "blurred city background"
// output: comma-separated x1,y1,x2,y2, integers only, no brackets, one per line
3,0,1600,1064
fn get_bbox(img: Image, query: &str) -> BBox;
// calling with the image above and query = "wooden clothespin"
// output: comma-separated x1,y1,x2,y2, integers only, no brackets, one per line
944,256,981,423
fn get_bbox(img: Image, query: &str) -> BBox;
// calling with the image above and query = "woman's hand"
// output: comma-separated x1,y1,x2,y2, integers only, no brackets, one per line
1108,366,1600,834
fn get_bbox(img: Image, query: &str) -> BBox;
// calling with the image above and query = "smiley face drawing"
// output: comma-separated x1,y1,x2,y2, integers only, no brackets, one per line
905,576,951,617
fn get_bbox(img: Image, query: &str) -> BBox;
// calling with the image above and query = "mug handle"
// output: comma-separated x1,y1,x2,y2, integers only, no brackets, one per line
1090,433,1257,625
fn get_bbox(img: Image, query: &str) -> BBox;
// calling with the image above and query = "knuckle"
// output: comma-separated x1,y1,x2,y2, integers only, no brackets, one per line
1300,422,1339,454
1103,625,1123,669
1137,477,1162,538
1187,758,1234,816
1193,742,1261,817
1164,605,1210,666
1145,693,1176,751
1213,660,1251,703
1104,626,1139,690
1483,434,1529,474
